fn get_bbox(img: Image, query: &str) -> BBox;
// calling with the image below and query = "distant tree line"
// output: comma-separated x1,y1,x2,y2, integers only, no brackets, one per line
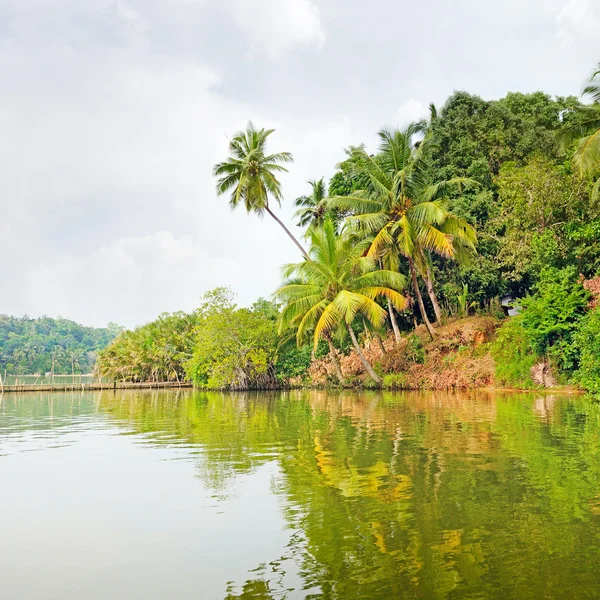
0,315,122,375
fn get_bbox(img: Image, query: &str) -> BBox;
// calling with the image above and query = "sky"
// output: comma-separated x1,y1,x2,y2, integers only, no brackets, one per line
0,0,598,328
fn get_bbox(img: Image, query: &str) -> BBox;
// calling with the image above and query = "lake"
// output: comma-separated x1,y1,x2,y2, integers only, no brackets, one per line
1,390,600,599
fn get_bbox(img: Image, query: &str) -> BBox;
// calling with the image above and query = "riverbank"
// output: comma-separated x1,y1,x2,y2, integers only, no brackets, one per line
1,316,585,394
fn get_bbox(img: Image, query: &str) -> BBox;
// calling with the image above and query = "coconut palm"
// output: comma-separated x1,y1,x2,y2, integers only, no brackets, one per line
275,219,408,385
213,122,309,259
563,64,600,199
294,178,330,228
329,125,477,337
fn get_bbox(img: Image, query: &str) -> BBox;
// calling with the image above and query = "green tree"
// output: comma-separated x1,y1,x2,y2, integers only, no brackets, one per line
275,220,408,385
330,125,477,336
494,156,591,288
213,121,308,259
185,305,278,390
563,63,600,199
293,178,329,228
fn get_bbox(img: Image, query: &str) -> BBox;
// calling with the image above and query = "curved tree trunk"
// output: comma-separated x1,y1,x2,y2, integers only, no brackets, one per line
265,206,310,260
346,323,382,385
387,298,401,344
408,257,435,340
375,333,386,356
425,262,443,324
326,336,345,385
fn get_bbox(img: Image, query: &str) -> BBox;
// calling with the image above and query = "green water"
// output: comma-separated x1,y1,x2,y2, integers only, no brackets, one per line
1,390,600,599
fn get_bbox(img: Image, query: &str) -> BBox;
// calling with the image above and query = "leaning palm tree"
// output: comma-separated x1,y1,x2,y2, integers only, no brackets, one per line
329,125,477,337
213,122,309,259
275,219,408,385
563,64,600,199
294,178,329,228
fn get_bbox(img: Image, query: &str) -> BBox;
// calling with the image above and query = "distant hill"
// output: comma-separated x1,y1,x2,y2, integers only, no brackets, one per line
0,315,123,375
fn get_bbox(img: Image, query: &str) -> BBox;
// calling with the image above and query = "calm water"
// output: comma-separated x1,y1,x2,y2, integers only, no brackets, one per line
1,390,600,599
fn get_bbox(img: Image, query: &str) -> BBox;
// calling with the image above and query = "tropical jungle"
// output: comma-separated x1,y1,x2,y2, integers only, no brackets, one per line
17,64,600,394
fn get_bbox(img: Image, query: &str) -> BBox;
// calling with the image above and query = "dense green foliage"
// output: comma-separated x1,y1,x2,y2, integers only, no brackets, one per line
97,311,199,382
493,268,590,387
99,62,600,391
574,308,600,394
185,290,279,390
0,315,121,375
97,288,313,389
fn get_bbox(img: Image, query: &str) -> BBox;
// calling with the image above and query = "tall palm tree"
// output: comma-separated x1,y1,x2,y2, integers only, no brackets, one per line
329,125,477,337
563,64,600,199
213,122,309,259
294,178,329,228
275,220,408,385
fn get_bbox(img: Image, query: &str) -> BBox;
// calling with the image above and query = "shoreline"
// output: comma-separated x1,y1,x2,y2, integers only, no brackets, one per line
0,382,585,395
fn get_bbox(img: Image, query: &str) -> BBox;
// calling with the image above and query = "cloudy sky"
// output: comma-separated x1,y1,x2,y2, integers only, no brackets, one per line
0,0,598,328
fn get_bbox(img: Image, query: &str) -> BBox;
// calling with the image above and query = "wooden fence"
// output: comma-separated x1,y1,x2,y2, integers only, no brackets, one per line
0,380,193,393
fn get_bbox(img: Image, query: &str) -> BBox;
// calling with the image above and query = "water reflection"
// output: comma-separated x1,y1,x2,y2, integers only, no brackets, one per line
1,389,600,599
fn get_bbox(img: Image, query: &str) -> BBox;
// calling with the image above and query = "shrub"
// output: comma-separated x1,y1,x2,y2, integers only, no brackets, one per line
492,317,538,387
382,373,407,389
406,335,426,364
574,308,600,395
518,267,589,372
492,267,589,386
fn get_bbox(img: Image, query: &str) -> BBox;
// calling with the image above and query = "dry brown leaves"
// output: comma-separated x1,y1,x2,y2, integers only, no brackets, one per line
582,276,600,309
308,316,499,390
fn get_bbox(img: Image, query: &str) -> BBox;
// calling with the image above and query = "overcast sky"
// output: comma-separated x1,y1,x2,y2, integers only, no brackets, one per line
0,0,598,328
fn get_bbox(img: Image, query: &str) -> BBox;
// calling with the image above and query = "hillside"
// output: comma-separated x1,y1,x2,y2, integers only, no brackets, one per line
0,315,122,375
308,317,500,390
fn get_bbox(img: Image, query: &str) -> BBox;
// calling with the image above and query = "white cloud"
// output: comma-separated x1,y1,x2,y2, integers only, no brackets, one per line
24,232,237,327
556,0,600,54
395,99,428,128
227,0,325,59
0,0,597,330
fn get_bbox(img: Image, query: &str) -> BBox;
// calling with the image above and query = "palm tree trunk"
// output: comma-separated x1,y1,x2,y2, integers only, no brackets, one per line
326,336,345,385
425,262,443,324
387,298,401,344
375,333,386,356
408,258,435,340
346,323,382,385
265,206,310,260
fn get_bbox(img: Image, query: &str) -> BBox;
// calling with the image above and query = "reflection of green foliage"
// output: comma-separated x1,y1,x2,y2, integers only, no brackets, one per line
10,389,600,599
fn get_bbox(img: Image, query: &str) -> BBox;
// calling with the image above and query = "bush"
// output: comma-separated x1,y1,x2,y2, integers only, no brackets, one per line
492,267,589,386
574,308,600,395
518,267,589,372
492,317,537,387
406,335,426,364
382,373,407,389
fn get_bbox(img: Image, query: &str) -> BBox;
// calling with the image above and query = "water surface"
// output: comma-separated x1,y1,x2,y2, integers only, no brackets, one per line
1,389,600,599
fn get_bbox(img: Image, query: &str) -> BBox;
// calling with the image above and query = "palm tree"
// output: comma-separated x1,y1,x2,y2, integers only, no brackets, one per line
329,125,477,338
294,178,329,228
213,122,309,259
275,220,408,385
563,64,600,199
